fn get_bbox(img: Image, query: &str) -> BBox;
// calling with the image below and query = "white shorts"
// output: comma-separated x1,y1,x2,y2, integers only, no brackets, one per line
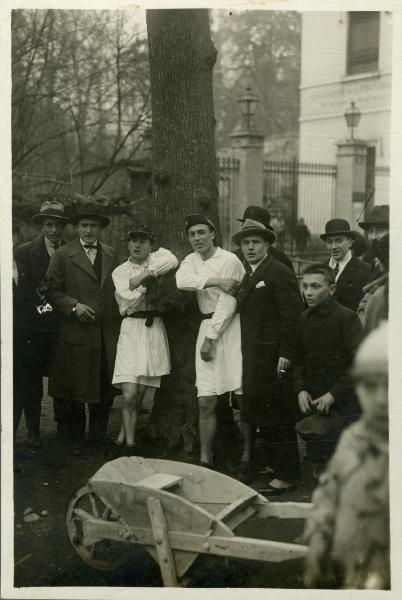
113,375,161,388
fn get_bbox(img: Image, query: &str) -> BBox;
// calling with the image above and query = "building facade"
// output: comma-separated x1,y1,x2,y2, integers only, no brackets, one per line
298,11,392,232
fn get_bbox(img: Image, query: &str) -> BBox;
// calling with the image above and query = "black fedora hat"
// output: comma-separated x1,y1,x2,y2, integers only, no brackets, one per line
237,205,274,231
358,205,389,230
31,200,69,225
320,218,357,241
128,225,156,243
70,201,110,228
232,218,276,246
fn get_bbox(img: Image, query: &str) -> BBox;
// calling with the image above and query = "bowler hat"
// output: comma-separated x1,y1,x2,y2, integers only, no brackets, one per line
320,219,357,241
128,225,156,243
237,205,274,231
70,201,110,228
358,205,389,231
31,200,69,225
232,218,276,246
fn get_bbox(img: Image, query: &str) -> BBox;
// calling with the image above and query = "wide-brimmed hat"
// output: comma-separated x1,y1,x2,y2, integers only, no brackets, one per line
31,200,69,225
128,225,156,243
232,218,276,246
358,205,389,231
320,219,357,241
371,234,389,270
185,213,216,232
237,205,274,231
70,201,110,228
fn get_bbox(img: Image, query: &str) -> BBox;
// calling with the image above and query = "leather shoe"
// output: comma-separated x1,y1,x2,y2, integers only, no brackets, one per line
258,483,297,496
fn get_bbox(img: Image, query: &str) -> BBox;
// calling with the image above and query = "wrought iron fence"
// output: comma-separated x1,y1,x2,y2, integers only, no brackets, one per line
263,159,337,262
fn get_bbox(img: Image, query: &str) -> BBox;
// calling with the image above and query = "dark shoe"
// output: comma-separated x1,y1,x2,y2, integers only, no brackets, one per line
122,445,138,457
198,461,214,470
237,461,253,484
27,431,41,449
71,440,85,456
256,464,275,475
105,441,124,461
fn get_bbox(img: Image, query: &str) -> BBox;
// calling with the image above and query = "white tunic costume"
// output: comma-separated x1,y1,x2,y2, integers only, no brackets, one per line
112,248,178,387
176,247,245,397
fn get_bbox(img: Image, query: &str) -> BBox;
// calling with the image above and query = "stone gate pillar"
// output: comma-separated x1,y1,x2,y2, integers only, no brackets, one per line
335,139,368,225
230,128,265,219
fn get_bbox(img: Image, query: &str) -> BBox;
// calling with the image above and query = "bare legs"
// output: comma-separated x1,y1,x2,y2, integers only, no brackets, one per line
198,395,217,465
117,383,147,448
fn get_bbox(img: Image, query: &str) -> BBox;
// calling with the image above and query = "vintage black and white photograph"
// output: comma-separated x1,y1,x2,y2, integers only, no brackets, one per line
2,2,400,596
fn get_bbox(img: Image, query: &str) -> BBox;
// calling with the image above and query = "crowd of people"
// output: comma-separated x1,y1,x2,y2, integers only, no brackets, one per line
12,198,390,588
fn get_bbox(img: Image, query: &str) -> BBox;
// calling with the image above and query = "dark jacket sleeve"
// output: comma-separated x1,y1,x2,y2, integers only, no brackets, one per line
329,310,363,402
292,319,308,394
271,266,304,360
44,252,78,318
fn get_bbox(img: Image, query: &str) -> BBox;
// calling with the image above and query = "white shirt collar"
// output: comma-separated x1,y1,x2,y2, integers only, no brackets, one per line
329,250,352,280
80,238,98,248
45,236,60,256
250,254,268,272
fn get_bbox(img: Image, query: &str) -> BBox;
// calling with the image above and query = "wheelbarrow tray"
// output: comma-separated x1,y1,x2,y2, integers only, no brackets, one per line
66,457,312,585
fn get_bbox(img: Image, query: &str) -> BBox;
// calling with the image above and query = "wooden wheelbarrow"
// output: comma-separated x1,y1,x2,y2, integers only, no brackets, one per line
66,457,312,586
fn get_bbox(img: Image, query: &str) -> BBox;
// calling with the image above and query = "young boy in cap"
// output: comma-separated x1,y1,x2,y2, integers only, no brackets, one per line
304,322,389,589
111,226,178,456
321,218,370,311
14,200,69,448
294,264,363,476
176,214,245,467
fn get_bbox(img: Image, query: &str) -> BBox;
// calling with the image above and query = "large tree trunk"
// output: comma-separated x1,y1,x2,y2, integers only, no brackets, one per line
146,9,219,459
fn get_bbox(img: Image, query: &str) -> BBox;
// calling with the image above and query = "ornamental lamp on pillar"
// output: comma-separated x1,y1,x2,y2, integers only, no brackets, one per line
344,101,361,141
229,85,265,242
238,86,259,131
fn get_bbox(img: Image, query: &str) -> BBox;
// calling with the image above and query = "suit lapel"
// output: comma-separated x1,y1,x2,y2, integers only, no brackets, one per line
69,239,99,283
237,255,271,310
100,243,114,289
335,258,356,295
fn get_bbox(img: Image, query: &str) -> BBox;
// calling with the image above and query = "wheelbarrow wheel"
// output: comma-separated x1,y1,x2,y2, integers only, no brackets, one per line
66,485,133,571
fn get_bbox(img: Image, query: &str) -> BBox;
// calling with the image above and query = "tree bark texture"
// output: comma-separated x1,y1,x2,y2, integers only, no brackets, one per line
146,10,219,459
146,9,219,254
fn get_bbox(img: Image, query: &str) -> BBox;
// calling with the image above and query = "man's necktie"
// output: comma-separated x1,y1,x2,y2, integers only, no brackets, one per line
333,262,340,278
83,244,98,266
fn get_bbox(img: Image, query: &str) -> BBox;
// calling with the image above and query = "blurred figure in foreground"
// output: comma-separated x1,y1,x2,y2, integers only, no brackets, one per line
303,322,389,589
357,234,389,334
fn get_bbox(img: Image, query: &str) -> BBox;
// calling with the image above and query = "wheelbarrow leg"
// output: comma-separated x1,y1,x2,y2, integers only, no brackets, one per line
147,496,180,587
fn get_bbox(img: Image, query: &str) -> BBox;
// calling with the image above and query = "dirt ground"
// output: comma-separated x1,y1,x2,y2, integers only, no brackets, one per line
13,384,316,589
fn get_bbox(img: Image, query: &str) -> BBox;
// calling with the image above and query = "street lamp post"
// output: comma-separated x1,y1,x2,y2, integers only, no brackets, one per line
344,101,362,141
238,86,259,130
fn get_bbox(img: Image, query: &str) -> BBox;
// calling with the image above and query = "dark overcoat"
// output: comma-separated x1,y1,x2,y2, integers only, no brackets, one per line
332,257,371,311
237,254,304,422
14,234,61,372
293,296,363,418
44,238,121,404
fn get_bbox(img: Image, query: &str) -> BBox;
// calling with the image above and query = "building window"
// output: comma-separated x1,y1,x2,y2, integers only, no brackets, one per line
347,12,380,75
